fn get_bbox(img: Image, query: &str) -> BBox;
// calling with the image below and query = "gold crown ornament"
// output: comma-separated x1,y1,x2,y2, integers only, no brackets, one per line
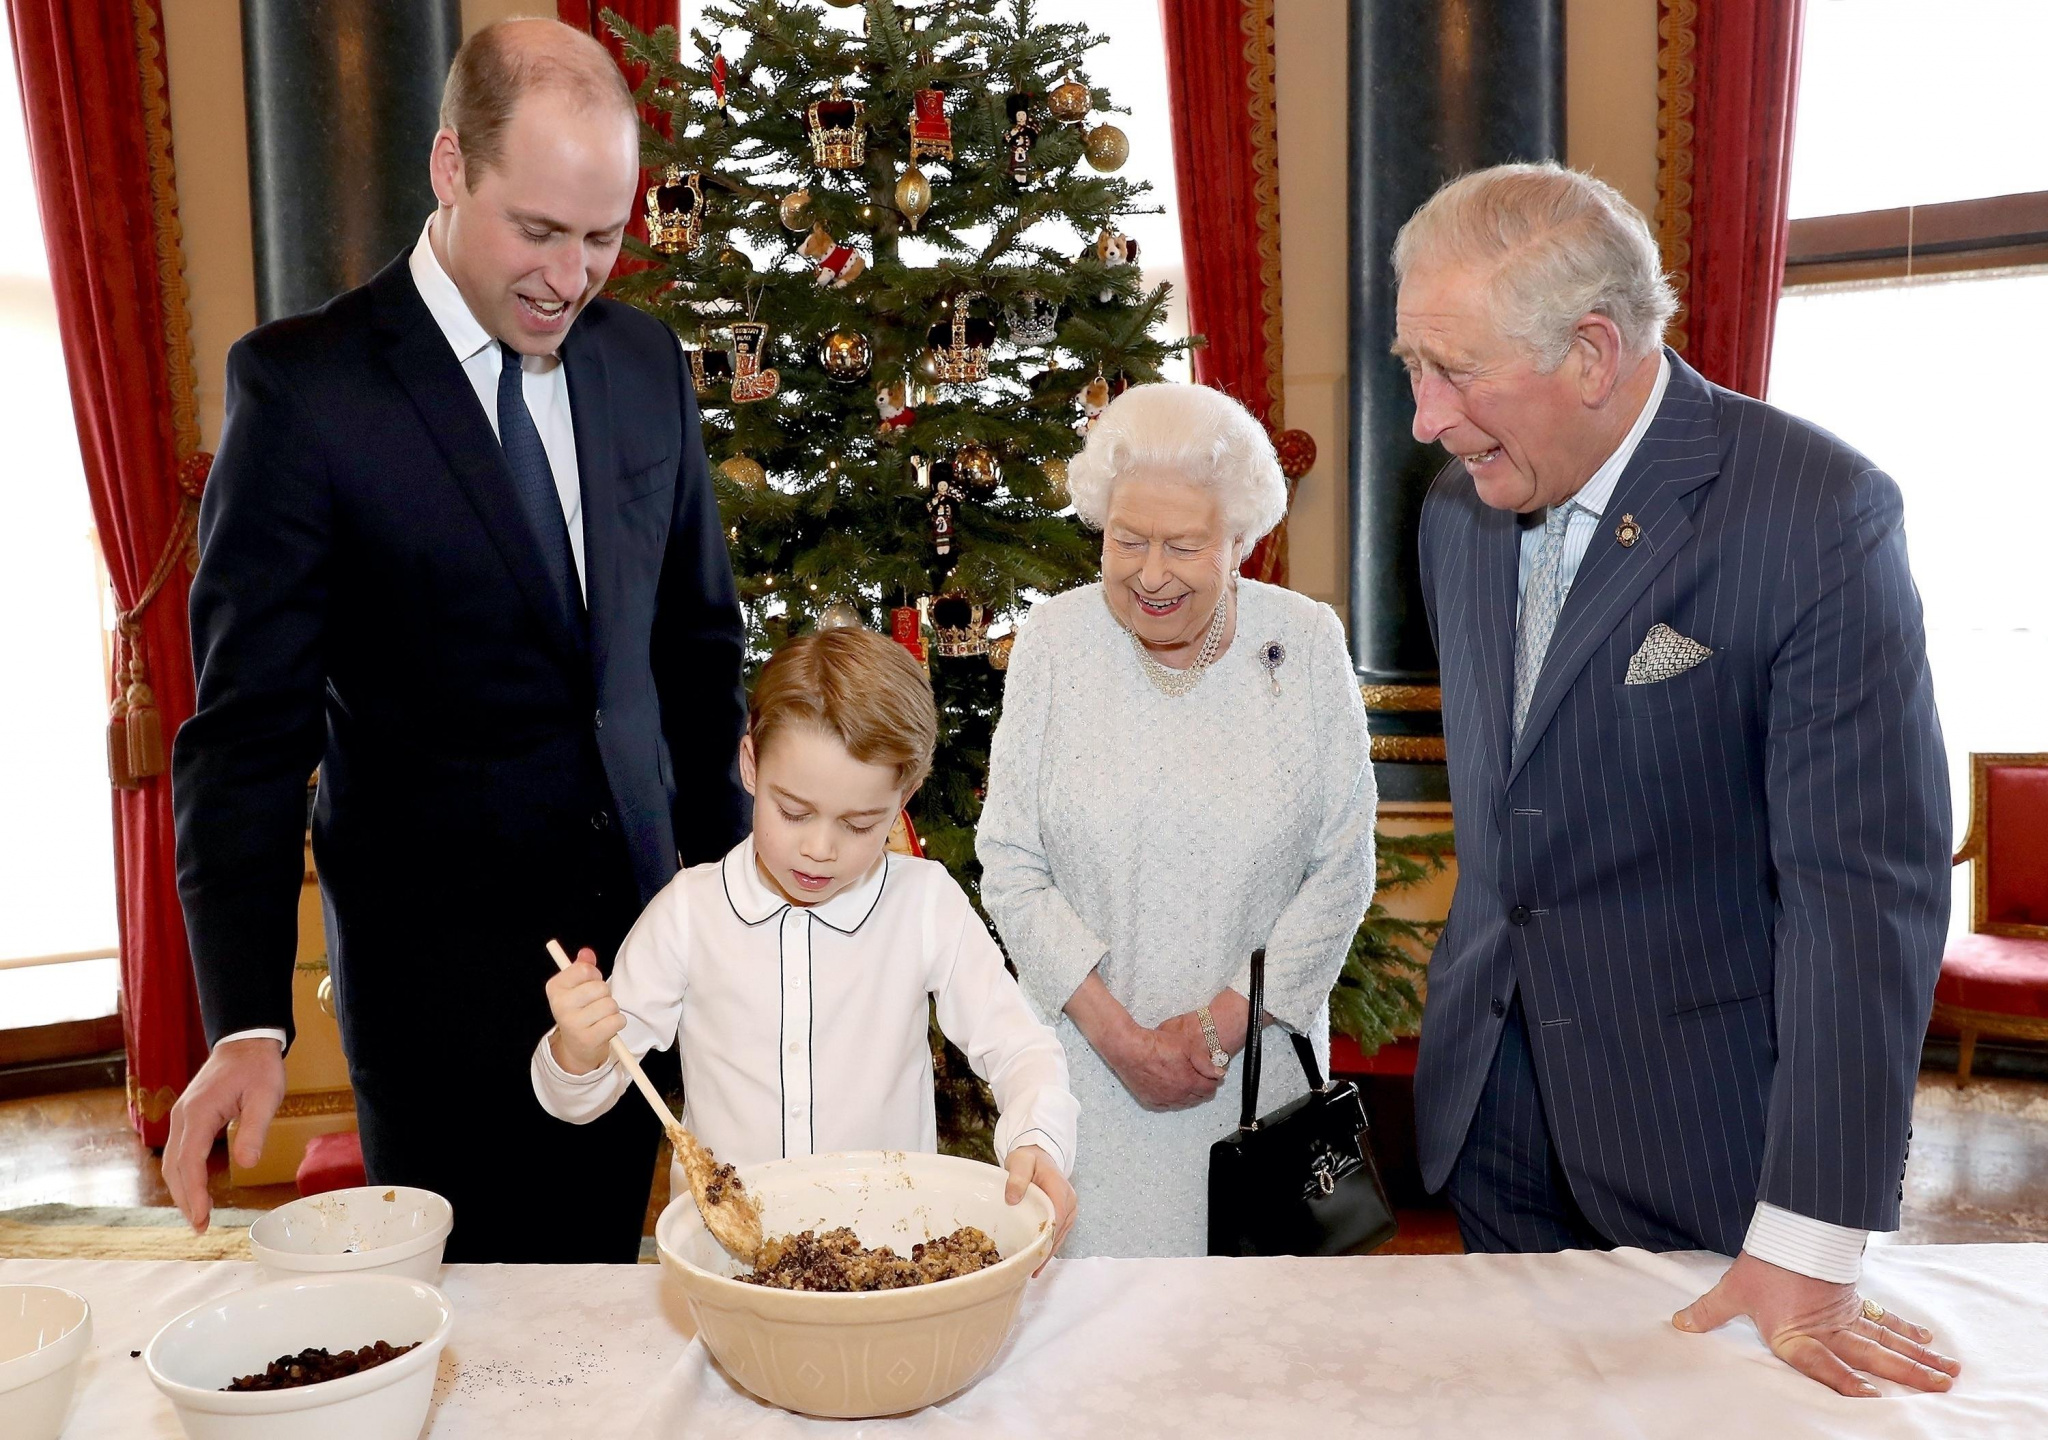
929,592,992,657
645,166,705,254
924,293,997,383
807,81,868,169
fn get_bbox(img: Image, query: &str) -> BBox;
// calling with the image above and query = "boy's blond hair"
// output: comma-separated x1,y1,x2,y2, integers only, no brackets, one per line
750,628,937,795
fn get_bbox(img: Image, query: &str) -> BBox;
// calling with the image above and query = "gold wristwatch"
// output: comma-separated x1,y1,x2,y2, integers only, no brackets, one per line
1197,1005,1229,1073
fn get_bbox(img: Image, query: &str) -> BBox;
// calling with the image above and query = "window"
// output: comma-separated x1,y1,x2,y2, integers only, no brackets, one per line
1769,0,2048,935
0,25,121,1027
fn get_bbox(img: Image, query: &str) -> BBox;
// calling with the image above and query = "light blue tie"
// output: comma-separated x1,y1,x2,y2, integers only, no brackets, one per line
1512,503,1578,741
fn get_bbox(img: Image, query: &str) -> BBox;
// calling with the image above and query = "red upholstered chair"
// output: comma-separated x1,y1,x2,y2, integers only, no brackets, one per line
295,1129,367,1196
1937,753,2048,1082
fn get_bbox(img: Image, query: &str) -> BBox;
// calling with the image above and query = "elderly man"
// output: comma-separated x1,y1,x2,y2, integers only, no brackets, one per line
1396,163,1959,1395
165,19,748,1261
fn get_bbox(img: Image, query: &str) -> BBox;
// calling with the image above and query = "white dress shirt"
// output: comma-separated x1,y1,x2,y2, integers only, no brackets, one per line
407,219,587,597
531,837,1079,1175
1512,349,1868,1284
1515,352,1670,613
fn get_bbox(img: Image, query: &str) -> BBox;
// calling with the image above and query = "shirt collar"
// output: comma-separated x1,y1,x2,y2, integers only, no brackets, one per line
1566,350,1672,519
719,835,891,935
407,217,499,368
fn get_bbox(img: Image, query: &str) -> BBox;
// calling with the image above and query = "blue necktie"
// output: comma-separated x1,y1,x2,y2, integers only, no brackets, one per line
1512,503,1578,742
496,342,580,628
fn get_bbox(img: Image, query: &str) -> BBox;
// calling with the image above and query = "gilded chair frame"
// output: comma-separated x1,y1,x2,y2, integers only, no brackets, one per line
1937,752,2048,1082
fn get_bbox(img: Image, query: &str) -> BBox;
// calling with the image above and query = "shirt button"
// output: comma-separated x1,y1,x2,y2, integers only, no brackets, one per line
591,810,611,832
1508,904,1531,926
788,1041,801,1055
1491,997,1508,1019
594,708,605,729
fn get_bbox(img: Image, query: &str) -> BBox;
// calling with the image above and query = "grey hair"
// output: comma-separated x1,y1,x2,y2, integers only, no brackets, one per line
1391,162,1678,370
1066,383,1288,545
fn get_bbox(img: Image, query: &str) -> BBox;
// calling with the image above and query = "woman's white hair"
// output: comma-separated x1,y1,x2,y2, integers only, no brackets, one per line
1066,383,1288,545
1391,161,1678,371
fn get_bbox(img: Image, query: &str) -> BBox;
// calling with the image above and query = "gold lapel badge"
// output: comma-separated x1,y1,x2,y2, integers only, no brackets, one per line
1615,513,1642,548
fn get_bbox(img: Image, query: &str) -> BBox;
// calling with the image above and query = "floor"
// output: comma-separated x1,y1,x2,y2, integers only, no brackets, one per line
3,1073,2044,1251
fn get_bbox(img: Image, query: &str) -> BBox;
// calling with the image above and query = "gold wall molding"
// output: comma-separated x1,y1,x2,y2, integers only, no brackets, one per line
1240,0,1285,428
271,1087,358,1120
1360,684,1442,711
1369,735,1447,762
1653,0,1700,355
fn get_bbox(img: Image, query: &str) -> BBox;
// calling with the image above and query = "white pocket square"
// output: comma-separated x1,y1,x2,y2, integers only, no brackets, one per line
1625,623,1714,685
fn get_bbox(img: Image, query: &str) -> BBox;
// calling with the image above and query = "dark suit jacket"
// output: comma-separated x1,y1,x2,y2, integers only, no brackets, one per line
173,252,749,1068
1414,350,1950,1252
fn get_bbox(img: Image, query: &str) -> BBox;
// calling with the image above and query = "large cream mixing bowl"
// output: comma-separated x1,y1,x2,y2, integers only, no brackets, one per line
657,1150,1055,1418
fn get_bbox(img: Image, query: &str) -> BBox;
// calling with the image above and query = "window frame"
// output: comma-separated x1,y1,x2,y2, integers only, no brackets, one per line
1784,190,2048,288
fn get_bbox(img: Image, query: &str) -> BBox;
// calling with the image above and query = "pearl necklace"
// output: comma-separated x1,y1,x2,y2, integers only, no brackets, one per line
1126,592,1231,698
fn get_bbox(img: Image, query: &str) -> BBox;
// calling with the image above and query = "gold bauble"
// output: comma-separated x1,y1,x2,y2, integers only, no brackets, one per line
894,162,934,231
779,188,814,231
856,201,879,227
1048,79,1091,124
1083,122,1129,173
817,328,874,382
954,443,1001,492
1041,456,1070,505
816,601,863,631
719,455,767,490
913,349,945,383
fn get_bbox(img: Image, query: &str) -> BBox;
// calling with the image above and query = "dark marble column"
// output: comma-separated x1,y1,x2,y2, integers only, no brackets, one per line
1347,0,1564,802
243,0,462,323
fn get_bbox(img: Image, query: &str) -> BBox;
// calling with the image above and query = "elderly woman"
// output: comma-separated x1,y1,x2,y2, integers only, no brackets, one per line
978,383,1375,1258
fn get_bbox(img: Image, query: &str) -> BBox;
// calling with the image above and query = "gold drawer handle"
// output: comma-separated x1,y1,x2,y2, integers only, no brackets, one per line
316,974,336,1018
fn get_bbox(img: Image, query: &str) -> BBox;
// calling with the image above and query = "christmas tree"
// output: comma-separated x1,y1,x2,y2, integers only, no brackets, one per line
606,0,1184,891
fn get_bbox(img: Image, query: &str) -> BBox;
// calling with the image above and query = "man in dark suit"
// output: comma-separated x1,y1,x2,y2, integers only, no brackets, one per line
164,19,748,1262
1395,163,1961,1394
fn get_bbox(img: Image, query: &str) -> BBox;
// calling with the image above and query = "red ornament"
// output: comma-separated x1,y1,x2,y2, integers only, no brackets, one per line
1273,428,1318,481
891,605,927,665
710,48,728,107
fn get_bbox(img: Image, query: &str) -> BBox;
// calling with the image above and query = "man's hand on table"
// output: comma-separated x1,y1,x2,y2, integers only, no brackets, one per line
163,1036,288,1234
1674,1250,1961,1395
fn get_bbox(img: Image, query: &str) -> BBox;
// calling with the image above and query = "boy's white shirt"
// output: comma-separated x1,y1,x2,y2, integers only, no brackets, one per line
530,836,1078,1175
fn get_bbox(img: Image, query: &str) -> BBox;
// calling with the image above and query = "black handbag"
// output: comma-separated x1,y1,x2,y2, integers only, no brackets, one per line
1207,949,1398,1257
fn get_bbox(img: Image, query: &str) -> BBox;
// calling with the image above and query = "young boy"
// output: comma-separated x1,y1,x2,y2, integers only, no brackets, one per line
531,627,1078,1248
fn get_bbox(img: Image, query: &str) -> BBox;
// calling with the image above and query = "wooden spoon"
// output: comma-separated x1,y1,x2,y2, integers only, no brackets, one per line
546,939,763,1265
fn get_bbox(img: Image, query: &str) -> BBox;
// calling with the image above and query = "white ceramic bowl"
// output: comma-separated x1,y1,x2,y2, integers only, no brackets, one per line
145,1273,452,1440
658,1150,1055,1419
249,1186,453,1282
0,1285,91,1440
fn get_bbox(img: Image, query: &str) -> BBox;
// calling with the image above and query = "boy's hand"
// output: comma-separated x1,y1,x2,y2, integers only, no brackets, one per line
1003,1144,1078,1272
545,947,625,1075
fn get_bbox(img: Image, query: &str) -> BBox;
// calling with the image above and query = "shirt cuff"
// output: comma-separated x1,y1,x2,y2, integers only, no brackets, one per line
532,1026,617,1087
215,1028,287,1051
1742,1201,1869,1284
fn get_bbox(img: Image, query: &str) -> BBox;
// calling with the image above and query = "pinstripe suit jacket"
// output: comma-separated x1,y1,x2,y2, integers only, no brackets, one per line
1413,350,1950,1253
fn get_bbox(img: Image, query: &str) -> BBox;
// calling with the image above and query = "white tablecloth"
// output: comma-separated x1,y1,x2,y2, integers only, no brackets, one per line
6,1243,2044,1438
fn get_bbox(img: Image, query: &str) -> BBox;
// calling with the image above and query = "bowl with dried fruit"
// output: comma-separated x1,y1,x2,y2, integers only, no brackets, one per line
248,1185,453,1282
657,1149,1057,1419
144,1272,452,1440
1,1284,91,1440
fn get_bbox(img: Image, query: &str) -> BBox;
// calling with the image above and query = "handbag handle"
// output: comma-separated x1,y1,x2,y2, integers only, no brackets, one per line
1236,948,1328,1131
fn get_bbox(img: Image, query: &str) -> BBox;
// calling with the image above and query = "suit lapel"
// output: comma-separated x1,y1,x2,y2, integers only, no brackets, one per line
371,260,586,668
1469,499,1522,782
1507,352,1723,783
563,316,620,687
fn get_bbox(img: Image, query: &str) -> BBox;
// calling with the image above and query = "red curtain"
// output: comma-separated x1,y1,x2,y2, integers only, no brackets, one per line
1656,0,1807,398
8,0,210,1142
1158,0,1296,585
561,0,681,277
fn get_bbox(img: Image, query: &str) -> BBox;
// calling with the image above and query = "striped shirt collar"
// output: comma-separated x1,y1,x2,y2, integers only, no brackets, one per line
1563,350,1672,520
